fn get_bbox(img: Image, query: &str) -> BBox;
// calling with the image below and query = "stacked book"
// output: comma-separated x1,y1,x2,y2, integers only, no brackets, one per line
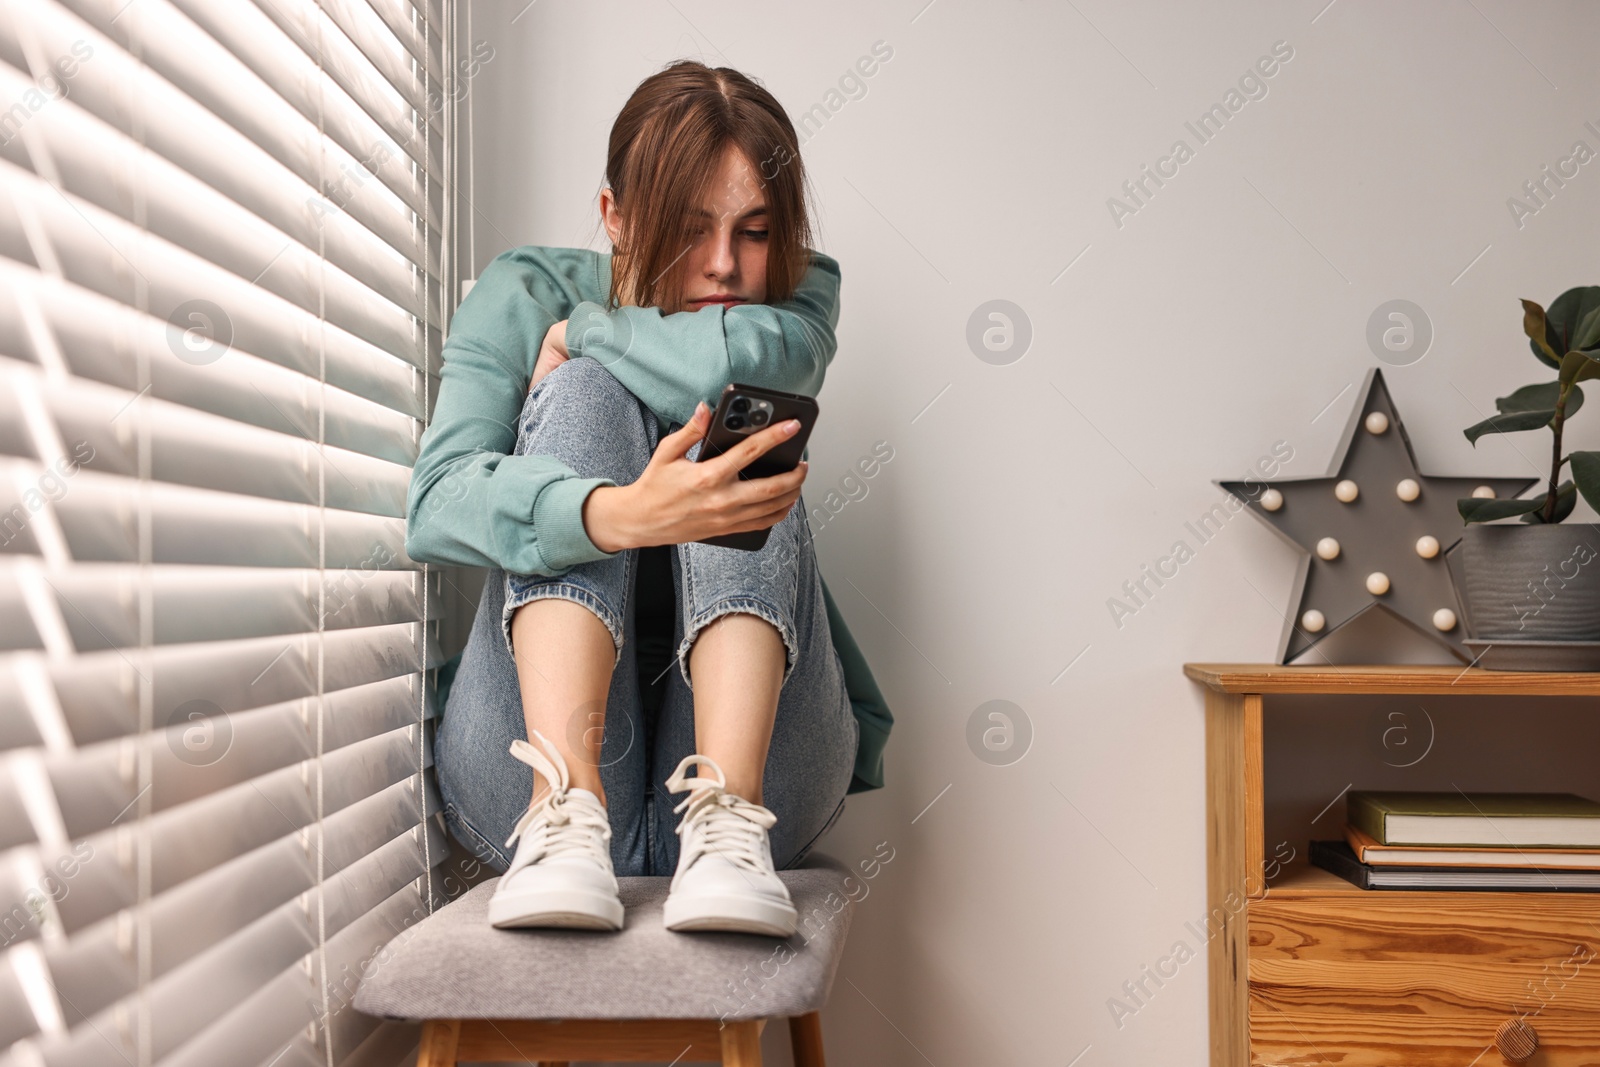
1311,790,1600,891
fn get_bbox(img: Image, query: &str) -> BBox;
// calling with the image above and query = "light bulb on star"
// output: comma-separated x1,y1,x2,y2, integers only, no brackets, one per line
1366,572,1390,595
1364,412,1389,434
1316,537,1340,560
1335,479,1359,503
1415,535,1440,559
1433,608,1457,632
1300,609,1326,633
1260,488,1283,512
1396,478,1420,502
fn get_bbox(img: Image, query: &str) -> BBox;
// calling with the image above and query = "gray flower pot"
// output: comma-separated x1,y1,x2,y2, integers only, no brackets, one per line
1460,523,1600,640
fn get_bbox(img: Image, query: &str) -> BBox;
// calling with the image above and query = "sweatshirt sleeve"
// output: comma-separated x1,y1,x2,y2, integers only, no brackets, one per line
404,250,616,576
563,250,840,425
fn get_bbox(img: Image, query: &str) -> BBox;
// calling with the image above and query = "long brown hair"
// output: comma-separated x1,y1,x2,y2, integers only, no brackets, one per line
605,61,811,311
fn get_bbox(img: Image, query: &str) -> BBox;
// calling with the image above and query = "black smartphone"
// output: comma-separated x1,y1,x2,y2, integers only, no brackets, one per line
694,382,819,550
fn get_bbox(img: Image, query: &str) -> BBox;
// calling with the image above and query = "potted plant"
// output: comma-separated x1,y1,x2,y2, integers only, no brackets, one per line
1457,285,1600,641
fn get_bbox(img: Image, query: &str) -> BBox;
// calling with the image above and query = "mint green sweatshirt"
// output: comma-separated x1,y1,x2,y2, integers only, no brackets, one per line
405,246,891,793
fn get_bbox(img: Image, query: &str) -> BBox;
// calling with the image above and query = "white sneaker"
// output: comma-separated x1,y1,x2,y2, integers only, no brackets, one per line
661,754,798,937
487,730,624,931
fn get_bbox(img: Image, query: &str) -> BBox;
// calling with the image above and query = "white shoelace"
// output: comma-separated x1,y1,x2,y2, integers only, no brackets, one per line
665,753,777,875
503,730,612,875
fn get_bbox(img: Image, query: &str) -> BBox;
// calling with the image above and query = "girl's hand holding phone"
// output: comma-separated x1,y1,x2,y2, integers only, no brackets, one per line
582,401,807,553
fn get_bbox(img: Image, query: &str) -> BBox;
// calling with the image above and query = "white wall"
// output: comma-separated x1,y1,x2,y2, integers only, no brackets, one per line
453,2,1600,1064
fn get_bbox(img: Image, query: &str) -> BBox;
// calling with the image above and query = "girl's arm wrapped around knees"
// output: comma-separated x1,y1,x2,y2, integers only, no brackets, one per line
405,251,619,576
564,249,841,425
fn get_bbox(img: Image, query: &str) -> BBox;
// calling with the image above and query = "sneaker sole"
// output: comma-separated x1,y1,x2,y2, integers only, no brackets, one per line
488,886,624,931
662,893,798,937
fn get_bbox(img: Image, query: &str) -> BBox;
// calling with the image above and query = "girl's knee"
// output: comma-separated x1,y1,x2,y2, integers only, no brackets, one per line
529,356,631,413
514,358,653,475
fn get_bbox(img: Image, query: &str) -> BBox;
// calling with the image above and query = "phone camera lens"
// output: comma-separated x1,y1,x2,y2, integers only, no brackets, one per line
749,409,769,427
730,396,751,414
725,414,746,430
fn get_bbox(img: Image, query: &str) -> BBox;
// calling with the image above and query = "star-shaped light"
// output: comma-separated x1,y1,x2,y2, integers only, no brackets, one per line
1220,369,1536,663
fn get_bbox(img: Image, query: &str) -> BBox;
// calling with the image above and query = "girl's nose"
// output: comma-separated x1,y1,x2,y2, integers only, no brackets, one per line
705,229,737,279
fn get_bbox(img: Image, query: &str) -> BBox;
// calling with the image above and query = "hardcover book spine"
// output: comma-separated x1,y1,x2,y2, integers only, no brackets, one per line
1345,794,1390,845
1309,840,1371,890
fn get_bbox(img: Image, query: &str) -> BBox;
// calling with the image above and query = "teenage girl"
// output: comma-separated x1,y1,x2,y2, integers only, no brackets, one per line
407,60,891,935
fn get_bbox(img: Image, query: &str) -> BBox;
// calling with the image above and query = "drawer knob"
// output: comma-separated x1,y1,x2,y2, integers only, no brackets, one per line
1495,1018,1539,1062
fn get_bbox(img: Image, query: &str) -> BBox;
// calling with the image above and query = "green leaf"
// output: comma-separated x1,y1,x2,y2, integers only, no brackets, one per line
1523,299,1562,368
1458,494,1546,523
1520,480,1577,524
1471,382,1591,443
1465,406,1560,443
1572,451,1600,514
1542,286,1600,358
1559,350,1600,389
1495,381,1584,418
1576,304,1600,353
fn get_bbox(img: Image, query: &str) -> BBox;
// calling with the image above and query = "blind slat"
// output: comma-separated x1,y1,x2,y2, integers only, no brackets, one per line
0,966,36,1048
44,566,420,651
0,667,44,752
52,473,413,570
0,577,42,653
0,775,38,850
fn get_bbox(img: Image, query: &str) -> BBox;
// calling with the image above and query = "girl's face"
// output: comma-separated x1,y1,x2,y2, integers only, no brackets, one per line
602,143,770,312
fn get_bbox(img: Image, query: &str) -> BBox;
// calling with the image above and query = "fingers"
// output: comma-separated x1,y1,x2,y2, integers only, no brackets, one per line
709,418,802,475
732,488,802,522
652,402,710,464
721,461,806,507
725,477,803,522
727,501,800,534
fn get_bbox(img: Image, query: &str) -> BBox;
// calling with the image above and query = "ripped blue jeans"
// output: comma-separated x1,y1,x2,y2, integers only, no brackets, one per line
433,357,858,877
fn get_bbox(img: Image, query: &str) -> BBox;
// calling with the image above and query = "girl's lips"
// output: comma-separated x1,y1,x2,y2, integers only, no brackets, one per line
690,296,745,307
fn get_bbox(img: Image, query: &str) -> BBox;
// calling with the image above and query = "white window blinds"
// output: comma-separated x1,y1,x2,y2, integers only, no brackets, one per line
0,0,455,1064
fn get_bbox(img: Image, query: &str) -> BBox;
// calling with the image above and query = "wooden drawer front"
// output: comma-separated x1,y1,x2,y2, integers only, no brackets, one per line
1250,890,1600,964
1249,892,1600,1064
1249,1007,1600,1067
1251,957,1600,1017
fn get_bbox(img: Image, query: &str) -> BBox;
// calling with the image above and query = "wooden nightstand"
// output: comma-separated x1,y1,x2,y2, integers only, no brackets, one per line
1186,664,1600,1067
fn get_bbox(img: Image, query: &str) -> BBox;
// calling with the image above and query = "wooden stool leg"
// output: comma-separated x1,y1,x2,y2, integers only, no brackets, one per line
720,1019,763,1066
416,1019,460,1067
788,1012,825,1067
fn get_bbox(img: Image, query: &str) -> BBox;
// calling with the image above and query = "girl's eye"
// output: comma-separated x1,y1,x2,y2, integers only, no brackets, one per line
742,229,769,240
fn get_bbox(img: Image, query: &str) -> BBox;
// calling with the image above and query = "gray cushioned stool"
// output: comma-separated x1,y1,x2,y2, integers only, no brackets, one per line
354,859,856,1066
